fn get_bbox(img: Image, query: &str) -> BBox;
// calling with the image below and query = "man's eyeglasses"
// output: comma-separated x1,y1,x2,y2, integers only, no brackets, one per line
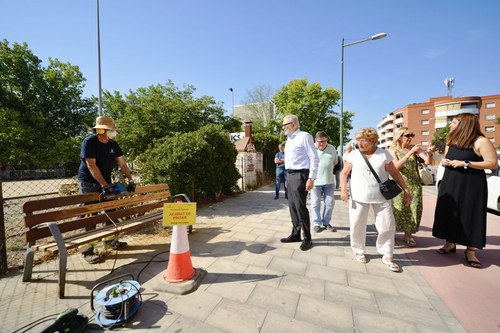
282,122,293,128
403,134,415,138
316,140,327,143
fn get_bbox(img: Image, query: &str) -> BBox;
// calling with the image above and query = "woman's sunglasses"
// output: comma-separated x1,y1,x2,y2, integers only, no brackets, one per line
403,134,415,138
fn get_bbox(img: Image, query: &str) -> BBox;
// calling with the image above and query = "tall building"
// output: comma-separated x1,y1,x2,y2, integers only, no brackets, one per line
378,94,500,149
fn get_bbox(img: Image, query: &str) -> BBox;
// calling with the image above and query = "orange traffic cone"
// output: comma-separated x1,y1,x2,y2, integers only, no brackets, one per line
164,225,195,282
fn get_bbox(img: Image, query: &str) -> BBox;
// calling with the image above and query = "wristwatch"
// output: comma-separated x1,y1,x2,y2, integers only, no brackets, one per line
463,160,470,169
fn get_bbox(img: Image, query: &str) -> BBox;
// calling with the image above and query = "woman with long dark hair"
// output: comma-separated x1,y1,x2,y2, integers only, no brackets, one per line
432,113,498,268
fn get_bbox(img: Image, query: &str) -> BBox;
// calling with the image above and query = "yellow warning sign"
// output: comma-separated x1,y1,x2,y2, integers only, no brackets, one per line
163,202,197,226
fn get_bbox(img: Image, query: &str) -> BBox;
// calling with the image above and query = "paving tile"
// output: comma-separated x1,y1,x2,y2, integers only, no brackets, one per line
162,315,227,333
236,250,273,267
268,257,307,276
374,293,446,329
247,284,300,317
205,274,255,302
347,271,399,296
241,265,284,288
295,295,353,332
305,263,347,285
205,299,267,333
324,282,378,313
166,290,222,321
292,249,328,265
206,258,249,276
260,310,324,333
352,308,417,333
279,274,325,299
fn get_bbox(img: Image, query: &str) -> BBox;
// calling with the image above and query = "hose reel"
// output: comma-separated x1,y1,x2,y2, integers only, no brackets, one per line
91,273,142,328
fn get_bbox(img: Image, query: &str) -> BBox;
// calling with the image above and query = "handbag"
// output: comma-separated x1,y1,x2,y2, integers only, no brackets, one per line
359,151,402,200
418,163,434,185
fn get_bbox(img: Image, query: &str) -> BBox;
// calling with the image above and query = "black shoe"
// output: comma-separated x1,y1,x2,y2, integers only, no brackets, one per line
313,226,321,233
300,239,313,251
325,224,337,232
274,196,279,200
280,234,302,243
285,195,288,199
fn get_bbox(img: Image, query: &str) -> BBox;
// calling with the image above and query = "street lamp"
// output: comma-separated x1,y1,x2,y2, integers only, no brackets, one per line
96,0,103,116
339,32,387,157
229,88,235,116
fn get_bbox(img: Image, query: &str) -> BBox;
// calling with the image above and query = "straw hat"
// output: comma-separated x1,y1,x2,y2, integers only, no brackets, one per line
93,116,117,130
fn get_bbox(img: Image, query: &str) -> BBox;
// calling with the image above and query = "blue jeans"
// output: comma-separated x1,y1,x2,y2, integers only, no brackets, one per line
79,181,102,194
275,168,288,198
310,183,335,227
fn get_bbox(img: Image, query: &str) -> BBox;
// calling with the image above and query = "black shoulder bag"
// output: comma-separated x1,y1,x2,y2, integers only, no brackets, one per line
360,151,402,200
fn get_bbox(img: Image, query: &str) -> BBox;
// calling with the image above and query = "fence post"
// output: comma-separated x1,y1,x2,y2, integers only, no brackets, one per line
0,173,7,274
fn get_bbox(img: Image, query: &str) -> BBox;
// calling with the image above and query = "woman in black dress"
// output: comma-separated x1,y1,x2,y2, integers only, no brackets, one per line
432,113,498,268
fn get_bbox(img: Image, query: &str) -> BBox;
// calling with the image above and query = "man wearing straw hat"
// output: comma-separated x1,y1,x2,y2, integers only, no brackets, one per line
77,116,135,262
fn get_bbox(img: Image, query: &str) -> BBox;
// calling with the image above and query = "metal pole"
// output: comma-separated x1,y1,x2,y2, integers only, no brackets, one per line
97,0,103,116
0,173,7,273
339,38,344,158
229,88,235,116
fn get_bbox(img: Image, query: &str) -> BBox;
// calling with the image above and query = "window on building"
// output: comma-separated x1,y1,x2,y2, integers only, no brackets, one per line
485,126,495,133
421,141,429,146
421,120,429,125
485,102,496,109
422,130,429,136
485,114,496,120
421,109,430,114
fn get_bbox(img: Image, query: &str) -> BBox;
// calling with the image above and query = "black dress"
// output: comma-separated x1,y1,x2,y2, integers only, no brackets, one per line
432,145,487,248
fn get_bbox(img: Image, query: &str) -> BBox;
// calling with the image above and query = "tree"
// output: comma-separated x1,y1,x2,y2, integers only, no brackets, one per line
0,39,96,171
432,125,449,154
241,84,276,126
272,78,353,147
102,81,236,159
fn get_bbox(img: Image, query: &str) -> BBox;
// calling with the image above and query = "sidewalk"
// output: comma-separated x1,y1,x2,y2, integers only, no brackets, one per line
1,185,468,333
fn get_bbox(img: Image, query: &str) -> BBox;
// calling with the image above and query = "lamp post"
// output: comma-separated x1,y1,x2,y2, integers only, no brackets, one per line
96,0,103,116
339,32,387,157
229,88,235,116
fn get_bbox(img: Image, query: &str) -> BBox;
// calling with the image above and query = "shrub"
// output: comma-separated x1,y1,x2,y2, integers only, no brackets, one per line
138,124,240,201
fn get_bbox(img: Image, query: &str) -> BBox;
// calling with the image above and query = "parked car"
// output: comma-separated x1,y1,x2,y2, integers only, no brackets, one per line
435,159,500,212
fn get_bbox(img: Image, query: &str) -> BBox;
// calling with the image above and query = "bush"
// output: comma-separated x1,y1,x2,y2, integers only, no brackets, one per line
138,124,240,201
252,132,281,173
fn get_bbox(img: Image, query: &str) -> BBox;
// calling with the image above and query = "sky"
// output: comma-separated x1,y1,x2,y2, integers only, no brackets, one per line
2,0,500,138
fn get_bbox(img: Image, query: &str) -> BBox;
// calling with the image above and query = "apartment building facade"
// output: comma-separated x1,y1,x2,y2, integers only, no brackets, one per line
378,94,500,150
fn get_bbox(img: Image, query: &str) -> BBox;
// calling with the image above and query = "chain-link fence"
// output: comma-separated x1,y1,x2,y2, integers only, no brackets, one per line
0,174,77,272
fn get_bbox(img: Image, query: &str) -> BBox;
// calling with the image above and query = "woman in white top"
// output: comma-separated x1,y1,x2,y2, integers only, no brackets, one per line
340,128,411,272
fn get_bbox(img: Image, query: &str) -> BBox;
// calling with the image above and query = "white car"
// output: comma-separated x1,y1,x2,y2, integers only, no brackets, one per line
435,159,500,212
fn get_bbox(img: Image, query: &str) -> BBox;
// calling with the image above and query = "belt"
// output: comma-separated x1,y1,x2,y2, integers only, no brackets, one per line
286,169,309,174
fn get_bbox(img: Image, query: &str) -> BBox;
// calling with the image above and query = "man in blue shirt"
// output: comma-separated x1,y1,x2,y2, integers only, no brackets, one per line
280,115,319,251
274,143,288,200
77,116,135,262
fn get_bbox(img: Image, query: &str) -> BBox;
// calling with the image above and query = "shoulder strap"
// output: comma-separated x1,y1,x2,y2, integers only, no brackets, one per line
360,151,382,184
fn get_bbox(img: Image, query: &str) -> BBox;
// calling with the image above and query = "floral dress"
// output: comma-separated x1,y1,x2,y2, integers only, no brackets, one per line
391,150,422,233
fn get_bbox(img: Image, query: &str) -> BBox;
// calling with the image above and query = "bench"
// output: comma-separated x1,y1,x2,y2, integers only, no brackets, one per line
22,183,188,298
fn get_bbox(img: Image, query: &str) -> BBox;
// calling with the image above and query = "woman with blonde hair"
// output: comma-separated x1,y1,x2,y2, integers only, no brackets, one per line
389,127,434,247
432,113,497,268
340,128,411,272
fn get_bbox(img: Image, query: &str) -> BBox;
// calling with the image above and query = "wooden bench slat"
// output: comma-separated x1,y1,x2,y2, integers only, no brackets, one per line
24,190,171,227
22,184,170,213
36,212,164,254
25,200,167,242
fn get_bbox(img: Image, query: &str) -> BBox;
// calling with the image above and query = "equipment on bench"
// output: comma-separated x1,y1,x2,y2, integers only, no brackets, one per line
101,182,128,200
40,308,88,333
91,274,142,328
